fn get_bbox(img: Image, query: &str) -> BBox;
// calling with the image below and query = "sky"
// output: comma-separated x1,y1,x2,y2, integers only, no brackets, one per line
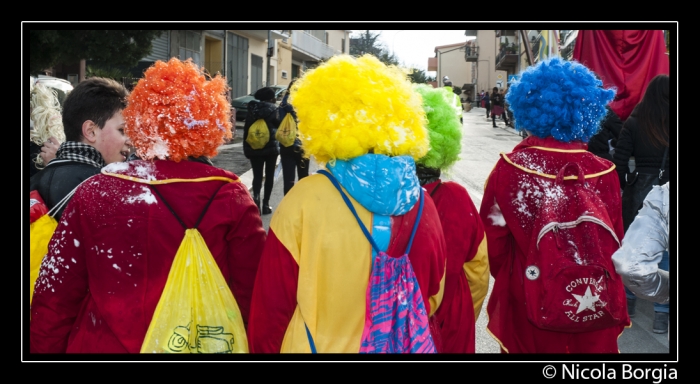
352,30,473,74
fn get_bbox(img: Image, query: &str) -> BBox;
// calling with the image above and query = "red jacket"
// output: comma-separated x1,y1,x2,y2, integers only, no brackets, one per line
30,159,266,353
479,136,628,353
425,180,489,354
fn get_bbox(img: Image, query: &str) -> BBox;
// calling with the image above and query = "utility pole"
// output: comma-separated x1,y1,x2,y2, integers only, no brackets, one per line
266,30,273,86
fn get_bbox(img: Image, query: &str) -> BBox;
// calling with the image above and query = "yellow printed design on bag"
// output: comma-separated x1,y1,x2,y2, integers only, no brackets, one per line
30,214,58,305
141,228,248,353
246,119,270,150
275,113,297,147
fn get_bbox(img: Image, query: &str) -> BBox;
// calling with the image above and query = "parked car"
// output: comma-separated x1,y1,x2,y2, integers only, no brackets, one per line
230,85,287,123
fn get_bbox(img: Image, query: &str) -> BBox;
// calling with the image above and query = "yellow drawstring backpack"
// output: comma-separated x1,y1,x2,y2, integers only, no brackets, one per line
29,184,82,306
246,118,270,150
275,113,297,147
111,176,249,354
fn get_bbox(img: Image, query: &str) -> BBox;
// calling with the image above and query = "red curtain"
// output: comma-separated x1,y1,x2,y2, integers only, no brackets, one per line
573,30,669,121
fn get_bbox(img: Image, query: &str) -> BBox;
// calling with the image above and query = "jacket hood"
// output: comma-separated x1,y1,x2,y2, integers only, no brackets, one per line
249,100,278,120
327,154,420,216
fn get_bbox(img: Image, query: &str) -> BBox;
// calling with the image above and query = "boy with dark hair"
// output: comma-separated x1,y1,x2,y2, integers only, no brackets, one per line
30,77,131,219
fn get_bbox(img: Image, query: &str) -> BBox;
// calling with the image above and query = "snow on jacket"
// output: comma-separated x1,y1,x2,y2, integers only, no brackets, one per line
424,180,489,354
612,182,670,304
478,135,628,353
30,159,266,353
247,154,447,353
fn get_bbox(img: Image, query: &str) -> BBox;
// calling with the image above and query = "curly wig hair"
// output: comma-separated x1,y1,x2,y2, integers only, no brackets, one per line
412,84,462,170
123,58,233,162
290,54,428,163
505,57,615,143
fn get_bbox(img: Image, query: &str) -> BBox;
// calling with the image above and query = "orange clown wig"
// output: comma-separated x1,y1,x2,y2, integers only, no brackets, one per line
123,58,233,162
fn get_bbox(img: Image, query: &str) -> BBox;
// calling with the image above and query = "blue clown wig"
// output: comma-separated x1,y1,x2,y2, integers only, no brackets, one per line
505,57,615,143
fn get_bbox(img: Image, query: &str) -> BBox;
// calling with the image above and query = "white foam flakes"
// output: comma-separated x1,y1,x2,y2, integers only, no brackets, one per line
488,201,506,227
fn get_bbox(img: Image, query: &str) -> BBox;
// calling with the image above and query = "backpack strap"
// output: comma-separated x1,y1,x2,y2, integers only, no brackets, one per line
317,169,424,256
304,323,318,354
149,182,227,230
429,182,442,197
46,176,93,218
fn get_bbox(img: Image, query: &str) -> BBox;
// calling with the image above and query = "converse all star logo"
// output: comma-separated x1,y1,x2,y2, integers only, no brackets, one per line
562,276,607,323
525,265,540,280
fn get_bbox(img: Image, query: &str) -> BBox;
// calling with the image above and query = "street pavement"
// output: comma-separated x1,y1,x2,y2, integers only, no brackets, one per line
210,108,672,356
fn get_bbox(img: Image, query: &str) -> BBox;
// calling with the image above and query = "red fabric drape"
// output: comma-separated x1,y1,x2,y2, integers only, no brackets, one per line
573,30,669,121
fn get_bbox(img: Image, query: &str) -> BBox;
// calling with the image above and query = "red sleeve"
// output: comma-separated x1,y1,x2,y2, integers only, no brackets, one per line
247,228,299,353
226,184,267,327
392,195,446,315
479,164,514,278
30,197,89,353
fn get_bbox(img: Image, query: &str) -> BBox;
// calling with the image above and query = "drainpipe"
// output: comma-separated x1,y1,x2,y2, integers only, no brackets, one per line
477,59,490,94
266,30,272,86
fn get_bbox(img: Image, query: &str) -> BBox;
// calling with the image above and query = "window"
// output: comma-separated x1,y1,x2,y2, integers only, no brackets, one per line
342,38,345,53
179,30,202,66
325,32,329,44
281,70,288,79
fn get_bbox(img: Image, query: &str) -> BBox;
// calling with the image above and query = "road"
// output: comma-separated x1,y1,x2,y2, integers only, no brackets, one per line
210,108,671,355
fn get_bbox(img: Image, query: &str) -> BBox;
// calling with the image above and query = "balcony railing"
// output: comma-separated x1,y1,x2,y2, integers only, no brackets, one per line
495,48,518,71
292,31,336,61
464,46,478,62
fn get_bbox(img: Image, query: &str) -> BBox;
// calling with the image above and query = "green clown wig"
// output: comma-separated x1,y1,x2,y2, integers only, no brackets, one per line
290,54,429,164
413,84,462,170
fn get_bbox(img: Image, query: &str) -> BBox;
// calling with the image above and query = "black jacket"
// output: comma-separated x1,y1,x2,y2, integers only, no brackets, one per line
29,160,101,219
613,109,670,186
588,107,624,162
490,92,504,107
243,100,280,158
29,141,42,178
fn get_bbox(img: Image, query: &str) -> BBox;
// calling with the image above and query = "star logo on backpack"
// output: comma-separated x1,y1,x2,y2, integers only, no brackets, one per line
572,286,600,314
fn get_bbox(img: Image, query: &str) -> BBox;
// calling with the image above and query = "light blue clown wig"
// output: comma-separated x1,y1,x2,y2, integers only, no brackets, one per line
505,57,615,143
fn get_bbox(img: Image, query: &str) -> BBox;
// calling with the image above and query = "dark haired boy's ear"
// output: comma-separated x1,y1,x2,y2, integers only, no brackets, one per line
82,120,98,144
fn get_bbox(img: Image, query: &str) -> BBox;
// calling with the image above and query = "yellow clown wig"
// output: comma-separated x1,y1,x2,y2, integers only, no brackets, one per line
290,54,429,163
123,58,233,162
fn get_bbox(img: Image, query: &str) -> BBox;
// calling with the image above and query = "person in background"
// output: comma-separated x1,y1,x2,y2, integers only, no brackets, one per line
29,83,65,177
442,76,463,124
243,87,282,215
612,74,670,332
482,89,490,118
30,58,266,353
612,182,670,335
588,106,624,162
479,57,627,353
248,55,446,353
279,78,309,195
413,83,489,353
490,87,509,128
29,77,132,219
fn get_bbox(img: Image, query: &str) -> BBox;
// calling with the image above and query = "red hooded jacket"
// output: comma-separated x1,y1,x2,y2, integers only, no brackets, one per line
30,159,266,353
479,136,629,353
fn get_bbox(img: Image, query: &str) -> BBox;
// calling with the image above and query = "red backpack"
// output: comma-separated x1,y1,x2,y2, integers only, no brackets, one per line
521,162,628,333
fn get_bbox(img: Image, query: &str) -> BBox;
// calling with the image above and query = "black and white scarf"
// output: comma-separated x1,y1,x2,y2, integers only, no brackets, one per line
52,141,106,169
